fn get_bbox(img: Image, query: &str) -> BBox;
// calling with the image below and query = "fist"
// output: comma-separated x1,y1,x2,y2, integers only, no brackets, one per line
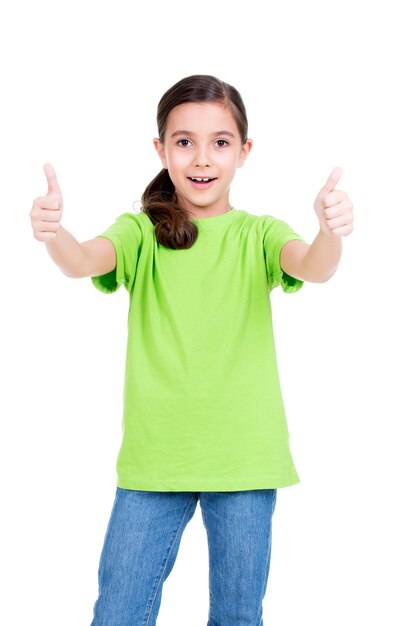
30,163,64,242
313,167,354,237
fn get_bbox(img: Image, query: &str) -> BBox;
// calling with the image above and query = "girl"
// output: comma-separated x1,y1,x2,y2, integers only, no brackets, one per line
30,74,354,626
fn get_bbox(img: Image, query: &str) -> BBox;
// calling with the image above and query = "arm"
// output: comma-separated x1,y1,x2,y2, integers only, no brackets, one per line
30,163,116,279
280,233,342,283
280,166,354,283
45,227,116,279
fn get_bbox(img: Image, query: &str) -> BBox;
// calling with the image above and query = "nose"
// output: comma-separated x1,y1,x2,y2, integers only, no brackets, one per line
194,145,211,167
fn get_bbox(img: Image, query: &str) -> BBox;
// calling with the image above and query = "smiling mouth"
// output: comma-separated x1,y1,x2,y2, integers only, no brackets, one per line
187,177,217,183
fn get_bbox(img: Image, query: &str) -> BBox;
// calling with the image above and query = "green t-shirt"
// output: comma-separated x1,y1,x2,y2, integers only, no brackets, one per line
91,207,306,491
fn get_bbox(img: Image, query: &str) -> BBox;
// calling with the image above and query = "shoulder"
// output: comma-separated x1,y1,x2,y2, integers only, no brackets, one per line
234,208,273,225
235,209,293,234
111,209,155,235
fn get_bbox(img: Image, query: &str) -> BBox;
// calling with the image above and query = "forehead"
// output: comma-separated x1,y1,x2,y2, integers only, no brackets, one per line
166,101,238,133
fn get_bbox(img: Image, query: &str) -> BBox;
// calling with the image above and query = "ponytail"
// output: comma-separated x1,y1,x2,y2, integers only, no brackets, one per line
140,168,198,249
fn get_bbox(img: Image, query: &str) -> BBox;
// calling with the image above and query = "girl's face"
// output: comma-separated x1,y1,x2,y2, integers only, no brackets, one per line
153,101,253,218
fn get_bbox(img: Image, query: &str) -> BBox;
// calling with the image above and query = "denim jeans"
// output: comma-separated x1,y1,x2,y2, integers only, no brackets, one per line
90,487,278,626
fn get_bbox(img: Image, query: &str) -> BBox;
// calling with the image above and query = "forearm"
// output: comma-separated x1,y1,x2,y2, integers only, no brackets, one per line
45,225,87,278
301,230,342,282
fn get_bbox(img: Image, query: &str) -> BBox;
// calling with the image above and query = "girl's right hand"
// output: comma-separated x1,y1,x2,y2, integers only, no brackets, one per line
30,163,64,242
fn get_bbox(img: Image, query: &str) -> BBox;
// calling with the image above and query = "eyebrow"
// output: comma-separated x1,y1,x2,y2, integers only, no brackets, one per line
170,130,236,139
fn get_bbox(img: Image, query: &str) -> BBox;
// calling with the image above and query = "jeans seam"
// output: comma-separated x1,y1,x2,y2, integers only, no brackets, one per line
260,490,276,605
143,492,197,626
200,504,214,622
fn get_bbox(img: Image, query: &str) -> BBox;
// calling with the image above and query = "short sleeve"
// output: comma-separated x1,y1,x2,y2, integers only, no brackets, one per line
91,212,143,294
262,216,307,293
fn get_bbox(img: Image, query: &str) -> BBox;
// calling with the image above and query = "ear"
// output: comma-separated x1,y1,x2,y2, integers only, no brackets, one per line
153,138,167,168
237,138,253,168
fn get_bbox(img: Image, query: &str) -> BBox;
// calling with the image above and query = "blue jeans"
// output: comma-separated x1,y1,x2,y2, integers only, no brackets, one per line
90,487,278,626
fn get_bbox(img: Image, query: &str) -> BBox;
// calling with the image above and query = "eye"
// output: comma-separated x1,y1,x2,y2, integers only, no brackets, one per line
177,139,191,147
215,139,229,147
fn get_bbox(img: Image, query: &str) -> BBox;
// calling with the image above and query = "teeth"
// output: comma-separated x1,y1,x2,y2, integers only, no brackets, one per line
191,177,213,182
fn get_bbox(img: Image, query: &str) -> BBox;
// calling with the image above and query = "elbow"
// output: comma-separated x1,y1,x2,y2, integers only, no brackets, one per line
299,259,339,283
301,268,338,283
60,267,85,279
306,275,329,284
316,268,338,283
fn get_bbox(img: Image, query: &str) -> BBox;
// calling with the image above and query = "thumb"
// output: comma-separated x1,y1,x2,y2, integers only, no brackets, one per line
320,166,343,194
43,163,62,196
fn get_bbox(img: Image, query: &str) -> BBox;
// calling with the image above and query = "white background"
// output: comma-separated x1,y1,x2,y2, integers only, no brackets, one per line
1,0,417,624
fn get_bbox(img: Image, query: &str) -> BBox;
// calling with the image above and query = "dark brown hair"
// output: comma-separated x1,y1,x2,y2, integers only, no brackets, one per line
137,74,248,249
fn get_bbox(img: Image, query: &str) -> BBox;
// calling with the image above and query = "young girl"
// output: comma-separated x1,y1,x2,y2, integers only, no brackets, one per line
30,74,354,626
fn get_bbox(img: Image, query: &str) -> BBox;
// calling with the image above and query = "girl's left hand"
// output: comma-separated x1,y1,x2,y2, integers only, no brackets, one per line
313,167,354,237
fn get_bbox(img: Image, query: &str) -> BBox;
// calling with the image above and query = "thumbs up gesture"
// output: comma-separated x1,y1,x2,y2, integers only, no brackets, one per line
30,163,64,242
313,167,354,237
